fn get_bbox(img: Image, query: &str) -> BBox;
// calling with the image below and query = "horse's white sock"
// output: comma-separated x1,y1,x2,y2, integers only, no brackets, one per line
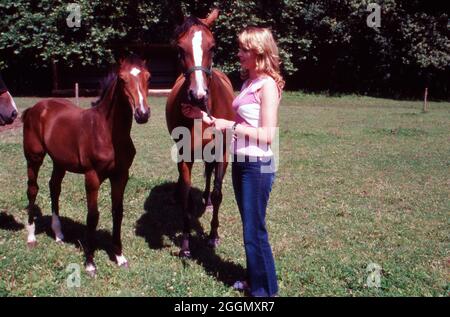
26,223,36,243
116,254,128,266
51,213,64,242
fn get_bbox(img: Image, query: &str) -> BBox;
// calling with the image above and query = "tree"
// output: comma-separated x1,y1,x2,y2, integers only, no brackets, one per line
0,0,448,98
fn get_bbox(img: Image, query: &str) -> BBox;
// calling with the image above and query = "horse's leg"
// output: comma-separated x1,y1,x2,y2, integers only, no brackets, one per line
110,171,129,268
84,170,101,276
49,164,66,243
202,162,214,212
25,157,44,248
178,161,193,258
208,161,228,248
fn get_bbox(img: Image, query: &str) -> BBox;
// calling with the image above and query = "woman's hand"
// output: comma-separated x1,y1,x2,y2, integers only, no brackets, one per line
213,118,235,131
201,111,216,125
200,111,235,131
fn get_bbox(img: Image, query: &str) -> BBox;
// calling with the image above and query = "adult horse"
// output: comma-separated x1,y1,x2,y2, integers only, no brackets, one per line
166,9,235,257
22,56,151,276
0,75,18,125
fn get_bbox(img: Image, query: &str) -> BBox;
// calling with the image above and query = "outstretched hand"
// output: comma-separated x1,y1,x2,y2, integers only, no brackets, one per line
200,111,235,131
201,111,216,125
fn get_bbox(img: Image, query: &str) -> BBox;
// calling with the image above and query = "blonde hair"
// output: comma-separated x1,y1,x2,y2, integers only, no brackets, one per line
238,26,285,91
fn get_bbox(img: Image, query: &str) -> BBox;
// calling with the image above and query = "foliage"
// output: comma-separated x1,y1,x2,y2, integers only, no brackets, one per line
0,0,448,97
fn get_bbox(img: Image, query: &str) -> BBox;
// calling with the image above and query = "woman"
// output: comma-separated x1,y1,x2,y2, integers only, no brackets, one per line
201,26,284,297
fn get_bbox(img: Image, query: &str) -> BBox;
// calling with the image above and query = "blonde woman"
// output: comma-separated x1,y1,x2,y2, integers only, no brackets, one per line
202,26,284,297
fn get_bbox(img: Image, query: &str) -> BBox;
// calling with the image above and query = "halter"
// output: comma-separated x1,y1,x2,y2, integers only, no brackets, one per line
182,66,214,118
184,66,212,78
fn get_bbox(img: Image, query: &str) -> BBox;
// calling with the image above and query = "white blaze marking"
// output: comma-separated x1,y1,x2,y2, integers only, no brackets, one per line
130,67,141,77
7,92,17,112
51,213,64,242
129,67,146,114
192,31,207,98
137,85,146,114
116,254,128,266
27,223,36,243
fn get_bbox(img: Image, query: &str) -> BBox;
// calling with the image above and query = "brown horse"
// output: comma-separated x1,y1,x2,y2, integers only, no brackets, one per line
166,9,235,257
0,76,18,125
22,56,150,276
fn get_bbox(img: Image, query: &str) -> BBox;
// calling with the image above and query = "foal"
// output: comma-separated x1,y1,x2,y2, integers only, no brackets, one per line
22,56,151,276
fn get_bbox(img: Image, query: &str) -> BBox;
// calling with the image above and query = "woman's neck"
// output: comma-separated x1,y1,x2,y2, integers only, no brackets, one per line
248,69,263,80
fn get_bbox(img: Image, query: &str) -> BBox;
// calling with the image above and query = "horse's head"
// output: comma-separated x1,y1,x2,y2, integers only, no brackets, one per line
0,90,18,126
118,56,151,124
175,9,219,112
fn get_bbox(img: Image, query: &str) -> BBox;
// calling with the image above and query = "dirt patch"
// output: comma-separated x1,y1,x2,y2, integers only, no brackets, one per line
0,119,22,133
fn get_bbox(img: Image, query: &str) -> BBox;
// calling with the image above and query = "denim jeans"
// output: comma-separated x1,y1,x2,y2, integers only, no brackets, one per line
232,155,278,297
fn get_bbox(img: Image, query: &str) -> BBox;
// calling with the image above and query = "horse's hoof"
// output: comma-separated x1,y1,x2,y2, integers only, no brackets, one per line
27,241,37,249
204,204,213,213
119,261,129,269
55,238,64,244
179,250,192,258
202,197,213,213
85,264,97,278
208,238,220,248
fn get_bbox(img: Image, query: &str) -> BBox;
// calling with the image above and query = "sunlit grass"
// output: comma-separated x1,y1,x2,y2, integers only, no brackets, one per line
0,93,448,296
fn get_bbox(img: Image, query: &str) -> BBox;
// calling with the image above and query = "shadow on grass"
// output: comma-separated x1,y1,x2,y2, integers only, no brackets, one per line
33,213,116,263
0,211,24,231
136,181,246,287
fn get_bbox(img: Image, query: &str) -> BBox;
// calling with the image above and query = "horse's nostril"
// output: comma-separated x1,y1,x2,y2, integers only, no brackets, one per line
11,110,17,118
188,90,195,101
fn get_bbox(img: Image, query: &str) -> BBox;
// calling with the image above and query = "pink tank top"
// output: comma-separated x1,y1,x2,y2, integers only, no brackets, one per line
231,76,279,157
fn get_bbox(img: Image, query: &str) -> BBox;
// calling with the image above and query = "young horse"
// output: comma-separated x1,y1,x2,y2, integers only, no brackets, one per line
166,9,235,257
22,56,151,276
0,75,18,125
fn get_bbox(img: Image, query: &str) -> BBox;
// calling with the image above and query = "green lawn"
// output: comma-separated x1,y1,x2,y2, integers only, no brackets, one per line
0,93,448,296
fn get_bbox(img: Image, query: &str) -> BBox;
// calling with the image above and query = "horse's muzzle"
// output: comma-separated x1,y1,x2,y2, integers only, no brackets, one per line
134,109,150,124
188,89,209,106
0,110,17,126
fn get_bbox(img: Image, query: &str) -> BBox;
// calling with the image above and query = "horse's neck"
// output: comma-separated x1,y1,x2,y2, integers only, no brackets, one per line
208,70,235,118
96,80,133,137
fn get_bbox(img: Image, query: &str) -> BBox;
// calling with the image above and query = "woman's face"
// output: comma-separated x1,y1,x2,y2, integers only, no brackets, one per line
238,45,257,71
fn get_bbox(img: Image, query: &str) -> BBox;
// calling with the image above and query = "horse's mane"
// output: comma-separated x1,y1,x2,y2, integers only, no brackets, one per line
91,72,118,107
173,16,209,41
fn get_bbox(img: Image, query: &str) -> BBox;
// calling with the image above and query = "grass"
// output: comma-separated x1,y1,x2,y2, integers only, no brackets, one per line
0,93,448,297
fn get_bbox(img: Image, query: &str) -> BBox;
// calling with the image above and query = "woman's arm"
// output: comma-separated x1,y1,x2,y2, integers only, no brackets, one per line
211,79,280,145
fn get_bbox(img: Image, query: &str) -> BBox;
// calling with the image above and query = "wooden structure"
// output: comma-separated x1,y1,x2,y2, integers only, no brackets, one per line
51,44,179,97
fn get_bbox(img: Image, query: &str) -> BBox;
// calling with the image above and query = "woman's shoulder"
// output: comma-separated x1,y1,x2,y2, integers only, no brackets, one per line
249,75,273,92
259,76,280,94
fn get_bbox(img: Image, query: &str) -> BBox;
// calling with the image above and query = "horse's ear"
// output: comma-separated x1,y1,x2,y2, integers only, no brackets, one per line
119,70,129,81
171,1,185,25
201,8,219,27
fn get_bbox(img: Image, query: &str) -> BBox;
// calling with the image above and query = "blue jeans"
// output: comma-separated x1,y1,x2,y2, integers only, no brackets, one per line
232,155,278,297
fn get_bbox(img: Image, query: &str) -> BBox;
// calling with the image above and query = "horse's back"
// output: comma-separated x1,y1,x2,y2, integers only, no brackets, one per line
22,98,80,125
22,99,88,164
